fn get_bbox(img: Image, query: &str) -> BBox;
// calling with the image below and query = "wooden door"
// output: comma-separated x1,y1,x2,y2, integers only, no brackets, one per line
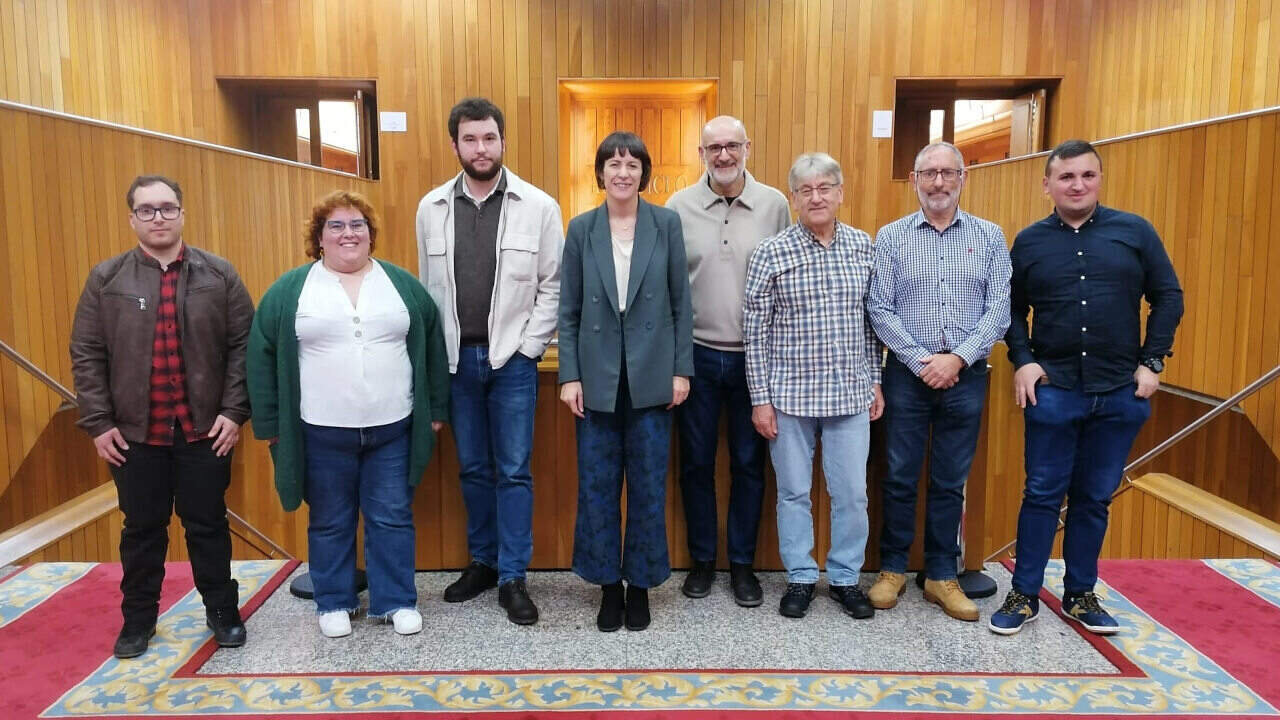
559,80,717,222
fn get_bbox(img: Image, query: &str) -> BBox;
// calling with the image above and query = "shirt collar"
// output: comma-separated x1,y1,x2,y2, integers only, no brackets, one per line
454,168,507,204
696,170,758,211
911,208,965,231
1050,203,1106,229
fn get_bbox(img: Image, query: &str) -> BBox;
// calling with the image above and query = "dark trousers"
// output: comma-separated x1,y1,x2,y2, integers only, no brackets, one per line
879,355,988,579
676,345,766,565
572,364,673,589
109,433,237,629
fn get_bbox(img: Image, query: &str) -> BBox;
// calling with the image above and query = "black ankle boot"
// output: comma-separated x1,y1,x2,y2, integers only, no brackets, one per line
625,584,650,631
597,582,624,632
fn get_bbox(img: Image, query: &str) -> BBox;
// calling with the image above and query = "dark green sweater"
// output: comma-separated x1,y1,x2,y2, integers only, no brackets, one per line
246,260,449,511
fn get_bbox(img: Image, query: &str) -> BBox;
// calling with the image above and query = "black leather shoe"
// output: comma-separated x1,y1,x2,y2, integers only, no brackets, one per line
681,560,715,598
206,607,247,647
113,625,156,659
779,582,815,618
444,561,498,603
729,563,763,607
597,582,624,632
625,584,650,631
498,579,539,625
830,585,875,619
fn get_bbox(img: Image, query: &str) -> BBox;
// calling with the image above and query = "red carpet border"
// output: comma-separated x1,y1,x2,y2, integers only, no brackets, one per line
0,558,1277,718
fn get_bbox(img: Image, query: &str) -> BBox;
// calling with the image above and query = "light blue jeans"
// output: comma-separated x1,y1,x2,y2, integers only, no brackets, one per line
770,411,870,586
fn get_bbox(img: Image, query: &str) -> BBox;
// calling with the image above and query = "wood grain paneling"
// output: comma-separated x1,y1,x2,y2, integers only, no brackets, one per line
3,1,1280,570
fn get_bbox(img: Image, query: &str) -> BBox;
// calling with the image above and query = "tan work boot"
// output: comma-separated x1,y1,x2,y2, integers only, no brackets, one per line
867,571,908,609
923,578,979,621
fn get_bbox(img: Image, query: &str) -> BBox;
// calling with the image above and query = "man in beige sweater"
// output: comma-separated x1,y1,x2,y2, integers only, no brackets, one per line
665,116,790,607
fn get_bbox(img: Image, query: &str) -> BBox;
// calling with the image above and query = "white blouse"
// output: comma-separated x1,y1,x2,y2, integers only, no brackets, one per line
611,233,634,312
295,261,413,428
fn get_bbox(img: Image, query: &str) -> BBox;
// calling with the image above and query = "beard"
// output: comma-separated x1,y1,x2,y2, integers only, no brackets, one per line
459,152,503,182
709,163,744,187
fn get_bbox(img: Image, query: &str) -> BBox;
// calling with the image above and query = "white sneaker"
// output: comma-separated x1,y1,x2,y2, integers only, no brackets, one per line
390,608,422,635
318,610,352,638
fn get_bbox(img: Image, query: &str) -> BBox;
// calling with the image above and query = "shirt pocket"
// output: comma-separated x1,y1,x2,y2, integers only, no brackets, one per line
423,237,449,288
500,232,539,283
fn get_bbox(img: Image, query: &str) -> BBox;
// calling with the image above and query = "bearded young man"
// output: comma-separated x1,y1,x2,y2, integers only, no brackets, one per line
415,97,564,625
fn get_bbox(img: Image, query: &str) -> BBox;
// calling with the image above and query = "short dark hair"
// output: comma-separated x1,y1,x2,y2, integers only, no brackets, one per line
1044,139,1102,176
126,175,182,209
448,97,505,142
594,131,652,191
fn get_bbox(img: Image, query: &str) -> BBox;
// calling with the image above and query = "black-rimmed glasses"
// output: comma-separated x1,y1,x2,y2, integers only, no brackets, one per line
132,205,182,221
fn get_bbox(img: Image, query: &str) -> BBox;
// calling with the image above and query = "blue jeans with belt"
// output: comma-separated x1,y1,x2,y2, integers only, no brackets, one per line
879,355,988,579
1011,382,1150,597
676,345,766,565
303,415,417,617
449,345,538,584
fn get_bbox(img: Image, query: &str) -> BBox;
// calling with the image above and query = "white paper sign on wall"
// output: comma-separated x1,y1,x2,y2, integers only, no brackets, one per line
872,110,892,138
380,112,408,132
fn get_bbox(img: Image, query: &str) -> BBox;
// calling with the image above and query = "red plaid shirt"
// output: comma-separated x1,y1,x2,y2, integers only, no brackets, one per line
145,248,199,445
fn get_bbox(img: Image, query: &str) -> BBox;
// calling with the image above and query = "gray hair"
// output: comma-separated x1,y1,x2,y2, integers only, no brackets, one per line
913,142,965,171
788,152,843,192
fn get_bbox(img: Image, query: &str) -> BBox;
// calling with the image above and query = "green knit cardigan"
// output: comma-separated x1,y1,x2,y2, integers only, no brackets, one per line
246,260,449,511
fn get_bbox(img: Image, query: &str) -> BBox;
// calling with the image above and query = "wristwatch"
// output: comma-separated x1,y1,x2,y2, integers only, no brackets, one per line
1140,357,1165,373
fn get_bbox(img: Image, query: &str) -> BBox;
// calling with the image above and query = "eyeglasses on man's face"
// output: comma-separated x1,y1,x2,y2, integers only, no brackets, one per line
703,142,744,156
132,205,182,222
914,168,963,183
325,219,369,234
794,183,840,200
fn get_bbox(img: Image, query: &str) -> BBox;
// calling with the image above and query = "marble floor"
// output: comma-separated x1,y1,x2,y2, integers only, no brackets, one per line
198,563,1116,676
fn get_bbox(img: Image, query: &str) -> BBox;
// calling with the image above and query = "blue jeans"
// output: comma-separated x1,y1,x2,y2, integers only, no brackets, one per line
303,416,417,617
572,377,672,589
770,411,871,586
1012,382,1151,597
880,356,988,579
676,345,766,565
449,345,538,584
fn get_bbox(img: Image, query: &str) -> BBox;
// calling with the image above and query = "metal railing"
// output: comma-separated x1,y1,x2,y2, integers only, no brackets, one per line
0,339,294,560
985,363,1280,562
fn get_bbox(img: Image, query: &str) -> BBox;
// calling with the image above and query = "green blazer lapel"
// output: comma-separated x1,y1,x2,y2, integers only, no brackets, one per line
588,204,621,314
624,200,659,312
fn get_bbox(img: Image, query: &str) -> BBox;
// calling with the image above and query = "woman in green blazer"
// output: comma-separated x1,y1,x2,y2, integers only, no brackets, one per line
558,131,694,632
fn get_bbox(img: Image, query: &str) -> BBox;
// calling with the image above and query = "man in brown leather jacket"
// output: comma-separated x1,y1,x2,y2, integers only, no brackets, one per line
70,175,254,659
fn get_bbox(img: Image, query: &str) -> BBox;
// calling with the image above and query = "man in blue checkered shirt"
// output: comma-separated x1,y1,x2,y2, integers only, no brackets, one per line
743,152,885,621
866,142,1011,623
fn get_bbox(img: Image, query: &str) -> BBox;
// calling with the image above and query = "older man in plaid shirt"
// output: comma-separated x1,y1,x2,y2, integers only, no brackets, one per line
744,152,884,621
867,142,1011,623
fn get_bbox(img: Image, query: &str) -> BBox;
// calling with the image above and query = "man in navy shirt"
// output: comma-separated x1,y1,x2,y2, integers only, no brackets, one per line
990,140,1183,637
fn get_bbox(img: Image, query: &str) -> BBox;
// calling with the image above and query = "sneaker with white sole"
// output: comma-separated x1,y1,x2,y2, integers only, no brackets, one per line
1060,591,1120,635
390,608,422,635
988,589,1039,635
318,610,353,638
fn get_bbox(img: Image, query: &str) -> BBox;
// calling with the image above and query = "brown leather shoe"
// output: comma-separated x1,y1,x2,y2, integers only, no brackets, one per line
867,572,908,609
923,578,979,622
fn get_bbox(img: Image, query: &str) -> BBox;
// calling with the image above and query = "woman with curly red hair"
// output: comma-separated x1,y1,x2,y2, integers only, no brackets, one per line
247,190,449,638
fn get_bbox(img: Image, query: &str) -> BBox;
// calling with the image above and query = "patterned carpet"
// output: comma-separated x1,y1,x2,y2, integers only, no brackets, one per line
3,557,1279,718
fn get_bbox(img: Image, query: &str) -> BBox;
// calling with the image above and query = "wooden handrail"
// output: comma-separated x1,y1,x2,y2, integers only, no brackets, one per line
1130,473,1280,559
0,483,119,566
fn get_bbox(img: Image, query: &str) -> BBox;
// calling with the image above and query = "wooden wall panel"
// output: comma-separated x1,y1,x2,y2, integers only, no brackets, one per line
3,1,1280,569
5,0,1280,281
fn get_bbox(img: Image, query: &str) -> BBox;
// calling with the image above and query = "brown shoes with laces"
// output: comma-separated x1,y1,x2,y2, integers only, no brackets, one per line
923,578,979,621
867,571,908,609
